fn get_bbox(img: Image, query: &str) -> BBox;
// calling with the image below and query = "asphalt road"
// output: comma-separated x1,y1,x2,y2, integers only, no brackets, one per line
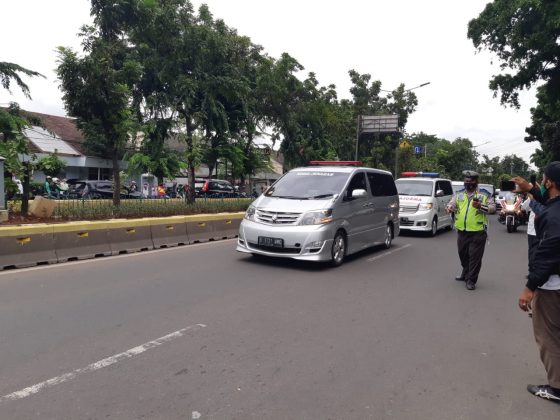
0,216,558,419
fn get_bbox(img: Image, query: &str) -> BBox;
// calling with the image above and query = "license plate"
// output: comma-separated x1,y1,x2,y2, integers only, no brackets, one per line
401,217,409,222
258,236,284,248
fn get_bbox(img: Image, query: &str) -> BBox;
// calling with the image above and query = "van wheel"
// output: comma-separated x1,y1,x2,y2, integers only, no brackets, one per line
331,231,346,267
430,218,438,237
383,224,393,249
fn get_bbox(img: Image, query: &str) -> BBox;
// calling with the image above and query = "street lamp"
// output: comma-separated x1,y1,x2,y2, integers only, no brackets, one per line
380,81,431,93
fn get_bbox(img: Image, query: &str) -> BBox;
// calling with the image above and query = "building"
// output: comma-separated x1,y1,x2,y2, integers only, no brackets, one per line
21,111,126,182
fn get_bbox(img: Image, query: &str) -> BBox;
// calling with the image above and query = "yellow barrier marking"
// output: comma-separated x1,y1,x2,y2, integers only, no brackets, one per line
165,226,174,231
78,232,89,238
225,220,232,224
126,228,136,234
198,223,206,228
16,237,31,245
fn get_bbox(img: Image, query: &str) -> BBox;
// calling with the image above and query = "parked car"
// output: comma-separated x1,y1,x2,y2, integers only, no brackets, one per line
196,179,235,198
67,180,142,199
237,162,400,267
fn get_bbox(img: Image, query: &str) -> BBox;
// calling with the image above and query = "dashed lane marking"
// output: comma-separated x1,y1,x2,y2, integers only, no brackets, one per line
0,323,207,404
367,243,412,262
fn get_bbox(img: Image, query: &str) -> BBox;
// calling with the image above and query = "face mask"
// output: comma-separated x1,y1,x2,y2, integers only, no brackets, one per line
464,183,476,192
540,183,550,200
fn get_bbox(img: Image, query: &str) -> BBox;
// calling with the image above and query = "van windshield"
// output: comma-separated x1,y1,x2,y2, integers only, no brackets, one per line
395,180,433,196
265,171,349,199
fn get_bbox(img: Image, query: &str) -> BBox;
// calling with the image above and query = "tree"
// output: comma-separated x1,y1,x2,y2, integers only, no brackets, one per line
36,153,67,177
525,82,560,165
0,62,44,99
468,1,560,164
57,0,141,205
0,62,44,213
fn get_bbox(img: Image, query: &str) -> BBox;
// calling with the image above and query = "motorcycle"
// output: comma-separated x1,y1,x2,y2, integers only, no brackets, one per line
497,192,526,233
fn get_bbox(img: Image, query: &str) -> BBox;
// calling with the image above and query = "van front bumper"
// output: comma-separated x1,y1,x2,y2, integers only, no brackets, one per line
398,210,434,232
236,219,336,262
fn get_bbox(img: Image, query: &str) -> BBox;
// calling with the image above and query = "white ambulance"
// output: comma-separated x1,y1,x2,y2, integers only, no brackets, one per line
395,172,454,236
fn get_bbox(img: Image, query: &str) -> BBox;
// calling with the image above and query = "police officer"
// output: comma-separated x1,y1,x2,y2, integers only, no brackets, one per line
447,170,495,290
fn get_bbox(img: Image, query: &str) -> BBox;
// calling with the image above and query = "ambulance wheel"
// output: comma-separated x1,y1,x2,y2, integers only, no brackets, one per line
383,224,393,249
330,231,346,267
430,218,438,237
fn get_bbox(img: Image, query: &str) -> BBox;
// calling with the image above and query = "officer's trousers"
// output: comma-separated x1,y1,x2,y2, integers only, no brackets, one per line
457,230,487,284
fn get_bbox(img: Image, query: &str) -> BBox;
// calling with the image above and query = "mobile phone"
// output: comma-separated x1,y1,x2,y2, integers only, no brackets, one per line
500,180,516,191
530,174,537,185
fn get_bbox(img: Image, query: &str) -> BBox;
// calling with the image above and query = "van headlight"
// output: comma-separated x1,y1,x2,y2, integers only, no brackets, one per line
244,205,256,221
298,209,333,226
418,203,433,210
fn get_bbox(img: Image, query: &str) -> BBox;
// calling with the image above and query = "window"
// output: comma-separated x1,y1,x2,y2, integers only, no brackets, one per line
367,173,398,197
346,172,368,199
436,181,453,196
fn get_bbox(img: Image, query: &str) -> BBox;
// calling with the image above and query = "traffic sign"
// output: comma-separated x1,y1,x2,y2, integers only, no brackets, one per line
414,145,423,155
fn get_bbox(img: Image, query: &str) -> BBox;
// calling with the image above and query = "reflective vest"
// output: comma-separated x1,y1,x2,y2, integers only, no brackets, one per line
454,190,488,232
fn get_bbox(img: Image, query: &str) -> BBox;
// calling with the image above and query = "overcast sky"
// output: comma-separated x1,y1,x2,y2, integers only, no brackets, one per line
1,0,540,163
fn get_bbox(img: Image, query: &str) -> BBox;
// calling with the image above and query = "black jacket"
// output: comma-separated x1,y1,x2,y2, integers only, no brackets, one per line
526,195,560,291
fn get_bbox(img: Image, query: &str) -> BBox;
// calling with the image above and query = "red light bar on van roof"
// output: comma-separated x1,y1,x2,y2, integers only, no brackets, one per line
308,161,362,166
401,171,440,178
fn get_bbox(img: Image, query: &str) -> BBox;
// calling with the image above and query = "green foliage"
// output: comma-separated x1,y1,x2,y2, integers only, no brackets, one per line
36,153,66,177
0,62,45,99
56,1,143,205
468,1,560,165
48,198,252,220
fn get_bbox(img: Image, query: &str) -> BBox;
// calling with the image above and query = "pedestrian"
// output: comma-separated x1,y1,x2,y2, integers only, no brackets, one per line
516,162,560,403
521,193,545,272
446,170,495,290
142,182,149,198
129,180,138,193
157,184,166,198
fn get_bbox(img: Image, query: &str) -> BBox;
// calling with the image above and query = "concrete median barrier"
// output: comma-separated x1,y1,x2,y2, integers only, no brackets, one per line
149,216,188,248
1,212,246,269
0,225,57,270
185,217,216,244
185,213,243,243
107,219,154,254
213,216,242,239
53,222,112,262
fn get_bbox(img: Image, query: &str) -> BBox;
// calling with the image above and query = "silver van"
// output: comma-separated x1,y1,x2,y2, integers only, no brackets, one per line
395,174,454,235
237,164,400,266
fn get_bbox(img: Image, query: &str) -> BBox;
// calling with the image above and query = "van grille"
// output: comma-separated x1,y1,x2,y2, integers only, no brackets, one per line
256,210,301,225
248,243,302,254
400,204,419,214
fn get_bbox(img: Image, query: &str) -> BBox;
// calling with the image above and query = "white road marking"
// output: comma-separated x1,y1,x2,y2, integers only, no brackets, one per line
0,239,236,276
0,323,207,404
367,243,412,262
192,411,202,419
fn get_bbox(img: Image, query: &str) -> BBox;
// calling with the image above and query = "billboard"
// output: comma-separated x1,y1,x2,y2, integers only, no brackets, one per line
359,115,399,134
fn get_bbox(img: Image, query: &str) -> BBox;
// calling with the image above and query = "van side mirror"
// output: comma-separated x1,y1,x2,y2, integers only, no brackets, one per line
351,189,367,198
436,189,445,197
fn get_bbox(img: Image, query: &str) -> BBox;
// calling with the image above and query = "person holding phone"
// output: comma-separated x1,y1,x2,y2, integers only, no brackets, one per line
446,170,495,290
515,162,560,403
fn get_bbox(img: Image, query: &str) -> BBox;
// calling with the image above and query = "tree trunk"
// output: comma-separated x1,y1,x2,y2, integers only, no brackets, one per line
186,120,196,204
207,162,215,180
112,153,121,206
21,162,30,215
